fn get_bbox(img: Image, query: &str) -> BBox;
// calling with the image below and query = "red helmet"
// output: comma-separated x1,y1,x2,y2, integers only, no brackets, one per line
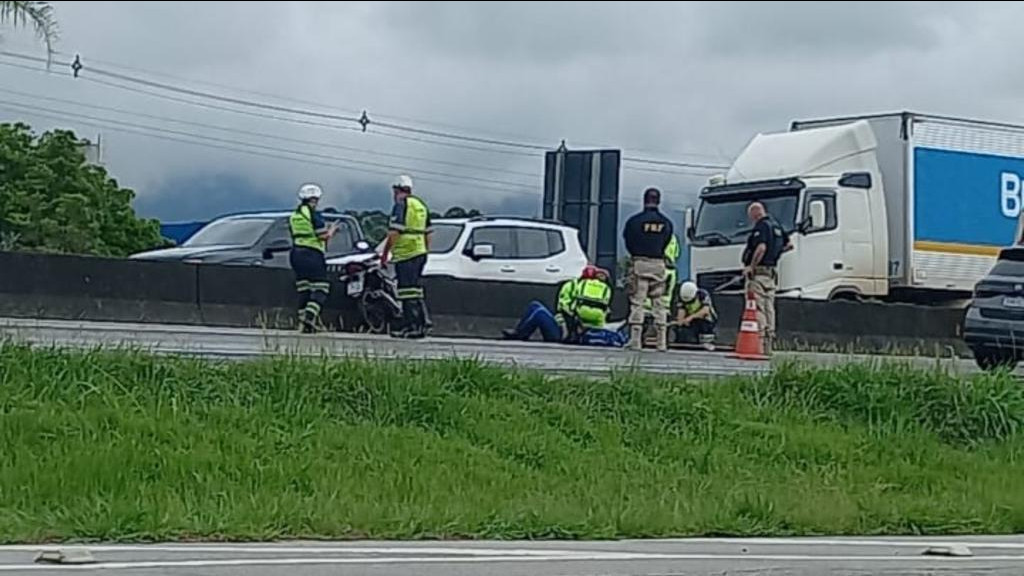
580,265,598,279
595,267,611,281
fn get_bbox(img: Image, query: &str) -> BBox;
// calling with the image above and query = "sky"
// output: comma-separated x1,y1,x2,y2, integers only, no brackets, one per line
0,1,1013,223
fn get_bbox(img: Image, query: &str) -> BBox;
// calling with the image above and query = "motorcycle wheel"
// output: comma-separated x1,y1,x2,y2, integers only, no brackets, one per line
361,293,389,334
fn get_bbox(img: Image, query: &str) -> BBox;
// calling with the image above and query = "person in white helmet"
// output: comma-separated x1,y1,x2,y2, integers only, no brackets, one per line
673,281,717,351
381,174,432,338
289,183,340,333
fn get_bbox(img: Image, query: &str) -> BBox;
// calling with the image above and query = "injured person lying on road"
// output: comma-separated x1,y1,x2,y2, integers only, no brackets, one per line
500,266,627,348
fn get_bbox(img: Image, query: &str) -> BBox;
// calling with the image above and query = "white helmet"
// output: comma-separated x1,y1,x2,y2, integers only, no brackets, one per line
392,174,414,191
679,281,699,302
297,183,323,201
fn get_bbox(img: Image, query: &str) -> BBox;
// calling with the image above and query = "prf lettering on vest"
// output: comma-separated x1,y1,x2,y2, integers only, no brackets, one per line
1002,171,1022,218
643,223,665,233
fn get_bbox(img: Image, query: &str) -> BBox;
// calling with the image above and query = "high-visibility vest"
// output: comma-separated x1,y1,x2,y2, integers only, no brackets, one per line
289,204,325,252
391,195,430,262
665,234,680,269
573,278,611,328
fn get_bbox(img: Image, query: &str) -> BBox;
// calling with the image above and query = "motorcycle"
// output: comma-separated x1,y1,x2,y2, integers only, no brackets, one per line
336,241,402,334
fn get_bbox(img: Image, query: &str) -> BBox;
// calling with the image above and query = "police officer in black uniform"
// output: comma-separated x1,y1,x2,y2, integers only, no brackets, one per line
623,187,674,351
742,201,791,354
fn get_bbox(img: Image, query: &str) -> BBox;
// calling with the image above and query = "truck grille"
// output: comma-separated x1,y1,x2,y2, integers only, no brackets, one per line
697,270,744,292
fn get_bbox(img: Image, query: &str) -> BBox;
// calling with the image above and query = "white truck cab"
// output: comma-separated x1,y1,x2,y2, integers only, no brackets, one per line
687,120,887,300
689,113,1024,302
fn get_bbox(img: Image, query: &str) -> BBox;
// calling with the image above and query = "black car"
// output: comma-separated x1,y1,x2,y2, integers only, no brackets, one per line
132,211,364,268
963,246,1024,370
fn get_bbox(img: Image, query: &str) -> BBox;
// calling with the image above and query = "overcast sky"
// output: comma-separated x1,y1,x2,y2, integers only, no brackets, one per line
0,1,1012,222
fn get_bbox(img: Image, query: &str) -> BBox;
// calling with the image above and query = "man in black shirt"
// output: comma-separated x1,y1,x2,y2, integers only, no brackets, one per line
623,187,673,351
742,201,791,354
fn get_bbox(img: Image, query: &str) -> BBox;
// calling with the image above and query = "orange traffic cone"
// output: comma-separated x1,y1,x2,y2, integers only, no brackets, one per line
733,291,767,360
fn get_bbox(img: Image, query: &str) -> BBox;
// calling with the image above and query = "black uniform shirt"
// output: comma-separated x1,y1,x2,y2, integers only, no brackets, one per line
742,216,786,267
623,207,673,259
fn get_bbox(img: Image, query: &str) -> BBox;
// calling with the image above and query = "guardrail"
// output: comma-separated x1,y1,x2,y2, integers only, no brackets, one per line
0,251,968,355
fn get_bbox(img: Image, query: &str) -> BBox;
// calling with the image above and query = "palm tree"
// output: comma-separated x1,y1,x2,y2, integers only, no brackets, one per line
0,1,58,61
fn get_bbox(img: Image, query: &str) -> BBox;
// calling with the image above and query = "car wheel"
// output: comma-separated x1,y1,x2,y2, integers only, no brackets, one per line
972,346,1019,372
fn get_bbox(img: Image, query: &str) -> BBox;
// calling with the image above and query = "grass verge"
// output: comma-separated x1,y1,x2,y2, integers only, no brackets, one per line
1,344,1023,542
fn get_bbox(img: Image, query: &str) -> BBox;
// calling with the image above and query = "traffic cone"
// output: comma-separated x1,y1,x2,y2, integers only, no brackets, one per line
733,291,767,360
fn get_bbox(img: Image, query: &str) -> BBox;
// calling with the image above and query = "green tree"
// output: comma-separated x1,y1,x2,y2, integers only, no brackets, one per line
0,123,166,256
0,1,58,63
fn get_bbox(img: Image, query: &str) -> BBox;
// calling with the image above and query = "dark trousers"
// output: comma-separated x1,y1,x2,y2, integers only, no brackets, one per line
674,319,716,345
290,247,329,328
394,254,428,335
511,301,562,342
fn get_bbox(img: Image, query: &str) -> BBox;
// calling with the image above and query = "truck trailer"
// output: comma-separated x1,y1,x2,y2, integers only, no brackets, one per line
686,112,1024,302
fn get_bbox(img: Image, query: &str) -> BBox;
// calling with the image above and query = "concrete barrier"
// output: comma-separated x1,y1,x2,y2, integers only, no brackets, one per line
0,252,969,354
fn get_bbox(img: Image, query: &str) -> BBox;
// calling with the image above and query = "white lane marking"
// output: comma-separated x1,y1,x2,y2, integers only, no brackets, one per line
0,546,585,557
2,552,1023,571
645,538,1024,550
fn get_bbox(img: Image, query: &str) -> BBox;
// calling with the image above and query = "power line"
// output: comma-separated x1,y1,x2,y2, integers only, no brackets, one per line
2,100,536,189
1,49,730,169
0,86,541,180
0,68,712,180
38,48,724,161
0,101,538,196
0,59,365,133
0,50,363,124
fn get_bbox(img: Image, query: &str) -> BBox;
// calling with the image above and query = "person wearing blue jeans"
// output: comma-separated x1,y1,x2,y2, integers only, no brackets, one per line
506,300,563,342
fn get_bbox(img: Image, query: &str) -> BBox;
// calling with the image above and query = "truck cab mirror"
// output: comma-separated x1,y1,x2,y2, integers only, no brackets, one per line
263,238,291,259
806,199,826,232
470,243,495,260
684,207,695,241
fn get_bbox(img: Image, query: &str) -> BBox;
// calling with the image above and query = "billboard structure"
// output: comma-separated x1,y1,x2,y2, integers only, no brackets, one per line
543,146,621,281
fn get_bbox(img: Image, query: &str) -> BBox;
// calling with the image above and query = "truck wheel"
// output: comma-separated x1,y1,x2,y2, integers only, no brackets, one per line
972,347,1019,372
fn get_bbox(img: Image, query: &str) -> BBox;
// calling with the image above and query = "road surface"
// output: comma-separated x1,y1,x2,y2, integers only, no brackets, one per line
3,538,1023,575
0,317,988,377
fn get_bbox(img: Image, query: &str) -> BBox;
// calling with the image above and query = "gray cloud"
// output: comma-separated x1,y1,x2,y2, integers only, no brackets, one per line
0,0,1016,224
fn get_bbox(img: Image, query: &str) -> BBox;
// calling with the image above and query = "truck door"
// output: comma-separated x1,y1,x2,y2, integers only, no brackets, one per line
796,190,843,296
838,189,874,283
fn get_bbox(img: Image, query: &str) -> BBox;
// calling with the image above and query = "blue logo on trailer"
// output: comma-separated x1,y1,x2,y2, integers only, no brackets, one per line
913,146,1024,245
914,147,1024,247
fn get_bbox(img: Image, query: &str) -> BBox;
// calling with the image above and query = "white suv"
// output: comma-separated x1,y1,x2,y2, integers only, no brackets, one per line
423,217,588,284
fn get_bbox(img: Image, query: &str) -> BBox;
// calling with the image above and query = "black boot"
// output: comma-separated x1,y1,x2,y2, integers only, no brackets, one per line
390,300,416,338
406,299,427,339
502,328,519,340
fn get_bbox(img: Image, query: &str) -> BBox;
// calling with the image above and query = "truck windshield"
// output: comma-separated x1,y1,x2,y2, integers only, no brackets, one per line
692,193,798,246
185,218,274,247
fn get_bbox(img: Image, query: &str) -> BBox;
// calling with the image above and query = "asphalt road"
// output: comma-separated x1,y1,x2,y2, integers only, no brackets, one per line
3,538,1023,575
0,317,987,377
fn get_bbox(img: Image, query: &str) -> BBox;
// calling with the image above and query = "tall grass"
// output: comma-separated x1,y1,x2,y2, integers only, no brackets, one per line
1,344,1023,542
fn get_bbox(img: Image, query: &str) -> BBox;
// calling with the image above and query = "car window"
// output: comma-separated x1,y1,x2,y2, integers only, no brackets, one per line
185,218,274,247
547,230,565,256
325,218,359,257
990,256,1024,277
430,223,464,254
468,226,515,258
262,221,291,247
516,227,551,258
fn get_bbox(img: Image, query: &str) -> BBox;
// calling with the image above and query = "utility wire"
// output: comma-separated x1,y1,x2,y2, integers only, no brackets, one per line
0,49,729,170
0,101,538,195
0,86,541,180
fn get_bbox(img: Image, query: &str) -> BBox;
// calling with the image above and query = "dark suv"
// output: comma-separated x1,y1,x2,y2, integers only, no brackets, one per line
132,211,364,268
964,246,1024,370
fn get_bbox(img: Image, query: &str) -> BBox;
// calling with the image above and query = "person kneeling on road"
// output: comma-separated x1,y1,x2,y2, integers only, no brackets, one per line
503,265,612,343
673,281,717,351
